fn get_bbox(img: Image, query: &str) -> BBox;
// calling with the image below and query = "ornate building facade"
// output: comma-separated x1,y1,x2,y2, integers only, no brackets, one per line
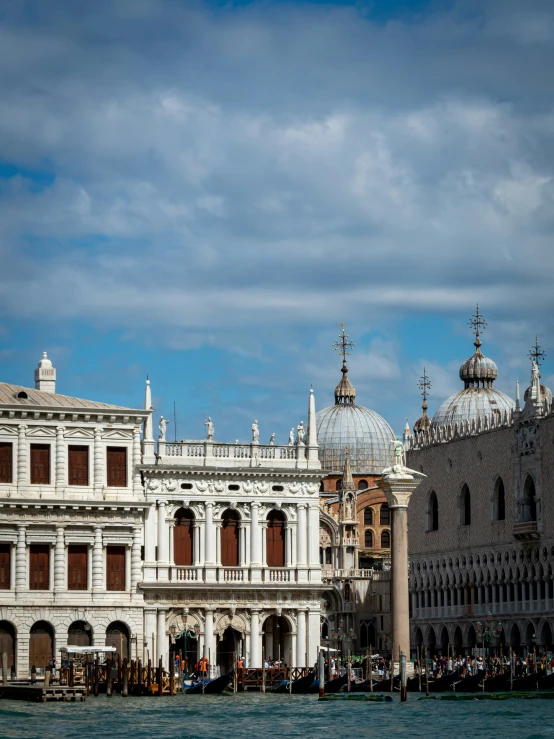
0,355,324,677
406,312,554,656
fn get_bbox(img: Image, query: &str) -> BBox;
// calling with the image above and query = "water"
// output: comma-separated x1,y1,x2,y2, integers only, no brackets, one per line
1,693,554,739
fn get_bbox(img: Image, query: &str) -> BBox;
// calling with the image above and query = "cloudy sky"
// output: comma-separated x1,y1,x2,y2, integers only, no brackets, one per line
1,0,553,442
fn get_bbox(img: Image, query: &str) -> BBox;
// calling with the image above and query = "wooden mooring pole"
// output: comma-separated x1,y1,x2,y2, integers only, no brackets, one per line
2,652,8,687
369,645,373,692
122,658,129,697
106,657,113,697
400,650,407,702
93,657,99,697
318,649,325,698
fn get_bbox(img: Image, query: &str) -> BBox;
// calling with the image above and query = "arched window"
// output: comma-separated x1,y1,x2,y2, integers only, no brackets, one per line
493,478,505,521
364,529,373,548
381,530,391,549
336,480,342,492
380,503,390,526
68,620,92,647
523,475,537,522
266,510,286,567
364,507,373,525
358,479,368,491
428,491,438,531
221,509,240,567
105,621,129,659
461,484,471,526
174,508,195,566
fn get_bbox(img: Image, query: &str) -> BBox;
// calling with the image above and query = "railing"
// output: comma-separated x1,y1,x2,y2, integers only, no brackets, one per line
155,439,320,469
171,567,198,582
322,567,391,580
265,568,291,583
220,568,244,582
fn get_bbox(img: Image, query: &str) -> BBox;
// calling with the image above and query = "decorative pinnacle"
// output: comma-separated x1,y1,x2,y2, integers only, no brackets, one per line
333,323,356,370
529,336,546,368
468,304,487,350
418,367,432,410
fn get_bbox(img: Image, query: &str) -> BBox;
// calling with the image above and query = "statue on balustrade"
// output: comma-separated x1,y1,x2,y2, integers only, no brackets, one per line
296,421,305,445
204,416,214,441
269,433,275,445
288,428,295,446
158,416,168,441
252,420,259,443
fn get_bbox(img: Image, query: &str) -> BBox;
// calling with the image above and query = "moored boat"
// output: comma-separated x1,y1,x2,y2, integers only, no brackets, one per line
185,672,233,694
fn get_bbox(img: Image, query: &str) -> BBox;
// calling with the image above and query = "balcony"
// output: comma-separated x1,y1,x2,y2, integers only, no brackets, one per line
156,440,320,470
513,521,539,540
141,565,319,586
322,566,390,581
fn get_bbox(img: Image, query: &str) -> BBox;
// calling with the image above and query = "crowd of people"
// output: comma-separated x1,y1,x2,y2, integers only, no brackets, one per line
414,653,554,679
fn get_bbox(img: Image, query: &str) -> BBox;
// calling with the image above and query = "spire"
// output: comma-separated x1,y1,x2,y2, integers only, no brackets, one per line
515,380,520,412
144,378,154,441
333,324,356,405
34,351,56,393
413,367,432,434
529,336,546,375
468,304,487,354
307,386,319,464
341,448,355,492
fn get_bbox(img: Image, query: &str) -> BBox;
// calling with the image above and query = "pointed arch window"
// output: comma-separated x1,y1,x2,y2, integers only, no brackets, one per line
493,478,505,521
428,491,439,531
461,484,471,526
523,475,537,522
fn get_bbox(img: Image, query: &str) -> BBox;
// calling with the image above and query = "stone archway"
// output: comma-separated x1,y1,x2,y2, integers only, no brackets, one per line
105,621,129,659
541,622,553,651
29,621,54,670
68,620,92,647
263,615,290,663
0,621,16,670
510,623,521,652
217,627,242,674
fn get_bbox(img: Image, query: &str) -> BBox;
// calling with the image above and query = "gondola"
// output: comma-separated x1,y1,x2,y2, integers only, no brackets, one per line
451,673,483,692
270,672,316,694
509,673,541,691
427,673,458,693
483,671,511,692
309,674,348,694
185,671,233,694
538,672,554,690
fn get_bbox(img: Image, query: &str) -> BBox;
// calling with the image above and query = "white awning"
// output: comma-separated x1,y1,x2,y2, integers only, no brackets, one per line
59,646,117,654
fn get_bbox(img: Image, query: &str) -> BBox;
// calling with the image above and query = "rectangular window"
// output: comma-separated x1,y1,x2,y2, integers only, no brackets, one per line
67,545,88,591
106,447,127,487
68,446,89,486
29,544,50,590
0,443,13,483
30,444,50,485
0,543,10,589
106,545,126,591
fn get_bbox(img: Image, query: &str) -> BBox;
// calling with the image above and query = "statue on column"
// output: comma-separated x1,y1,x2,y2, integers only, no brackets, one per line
391,437,405,470
158,416,168,441
204,416,214,441
269,433,275,446
288,428,295,446
296,421,305,445
251,420,259,444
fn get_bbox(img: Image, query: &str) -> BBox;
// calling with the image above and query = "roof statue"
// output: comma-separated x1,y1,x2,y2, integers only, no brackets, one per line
524,336,552,405
413,367,432,435
315,324,394,473
204,416,214,441
158,416,168,441
432,306,514,429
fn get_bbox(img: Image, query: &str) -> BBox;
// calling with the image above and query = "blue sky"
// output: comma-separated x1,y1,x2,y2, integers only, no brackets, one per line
0,0,553,443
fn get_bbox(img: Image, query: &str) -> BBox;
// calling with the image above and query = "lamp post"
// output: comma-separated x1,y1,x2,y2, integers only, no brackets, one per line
170,608,200,679
475,611,502,662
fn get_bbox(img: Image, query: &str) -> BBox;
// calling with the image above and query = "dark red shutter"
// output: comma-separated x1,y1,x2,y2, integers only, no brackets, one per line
0,443,13,483
221,521,239,567
29,545,50,590
30,444,50,485
266,520,285,567
0,544,10,589
106,546,126,590
67,545,88,590
107,447,127,487
174,520,193,566
68,446,89,486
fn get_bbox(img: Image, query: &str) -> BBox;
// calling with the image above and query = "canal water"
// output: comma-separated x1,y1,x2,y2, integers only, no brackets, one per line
1,693,554,739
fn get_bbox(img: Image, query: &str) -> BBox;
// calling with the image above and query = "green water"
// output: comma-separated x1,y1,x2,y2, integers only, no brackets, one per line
1,693,554,739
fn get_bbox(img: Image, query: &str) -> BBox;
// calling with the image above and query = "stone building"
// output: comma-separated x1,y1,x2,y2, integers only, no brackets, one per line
316,327,394,655
0,354,324,677
406,312,554,656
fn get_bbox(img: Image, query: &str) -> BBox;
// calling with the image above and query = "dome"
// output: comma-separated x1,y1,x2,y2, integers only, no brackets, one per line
524,383,552,404
37,351,53,369
316,403,395,474
432,387,515,428
459,350,498,386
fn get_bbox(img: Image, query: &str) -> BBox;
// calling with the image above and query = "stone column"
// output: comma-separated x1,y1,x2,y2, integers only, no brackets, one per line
205,503,215,563
54,526,65,592
15,525,27,593
378,466,424,659
157,500,169,582
193,524,201,566
215,525,222,566
132,427,142,495
204,608,215,666
55,426,66,491
169,522,175,566
93,427,104,494
157,609,167,666
307,610,320,667
285,526,292,568
308,505,321,583
250,503,260,565
239,526,246,567
17,425,28,493
261,522,267,567
131,527,141,594
92,526,104,591
250,609,261,668
297,504,307,565
144,609,157,663
143,503,157,581
296,609,307,667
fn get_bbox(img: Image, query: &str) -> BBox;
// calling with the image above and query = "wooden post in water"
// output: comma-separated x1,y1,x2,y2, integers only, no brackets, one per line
138,659,143,695
122,658,128,697
147,659,152,695
390,642,394,692
44,667,51,688
369,646,373,692
424,647,429,697
347,648,351,693
318,649,325,698
400,650,407,702
85,655,90,696
158,657,163,696
289,649,293,695
170,663,176,696
262,647,266,693
117,652,122,691
510,647,513,691
69,659,74,688
417,646,421,692
106,657,113,697
93,657,99,697
2,652,7,686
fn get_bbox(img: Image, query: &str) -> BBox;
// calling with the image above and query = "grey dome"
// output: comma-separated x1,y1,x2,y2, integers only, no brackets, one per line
432,387,514,428
316,403,395,474
459,351,498,386
524,383,553,404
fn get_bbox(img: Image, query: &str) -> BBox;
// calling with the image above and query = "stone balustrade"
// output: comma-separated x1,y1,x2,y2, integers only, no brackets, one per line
158,440,320,469
163,565,313,585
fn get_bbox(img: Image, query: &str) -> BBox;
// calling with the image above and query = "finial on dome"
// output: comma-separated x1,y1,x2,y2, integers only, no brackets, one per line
333,324,356,405
414,367,432,434
529,336,546,372
468,304,487,353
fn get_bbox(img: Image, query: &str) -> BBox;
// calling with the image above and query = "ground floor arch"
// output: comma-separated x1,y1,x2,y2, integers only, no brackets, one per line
0,621,16,670
541,621,553,650
216,627,242,674
68,620,92,647
105,621,129,659
262,615,290,663
29,621,54,669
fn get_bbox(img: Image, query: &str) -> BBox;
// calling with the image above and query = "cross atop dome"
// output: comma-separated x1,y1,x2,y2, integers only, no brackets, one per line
333,323,356,364
333,324,356,405
413,367,432,434
529,336,546,369
468,304,487,351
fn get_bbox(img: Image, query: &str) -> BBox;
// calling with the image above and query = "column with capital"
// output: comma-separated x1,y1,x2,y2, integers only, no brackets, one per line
92,527,104,592
93,427,104,495
378,464,425,658
54,526,66,593
131,527,142,594
204,503,216,582
157,500,169,582
132,427,142,495
17,425,28,494
296,504,308,583
143,503,157,581
204,608,215,670
15,525,27,594
157,609,167,666
307,610,321,667
55,426,66,492
250,610,261,667
296,609,307,667
250,503,261,582
307,504,321,583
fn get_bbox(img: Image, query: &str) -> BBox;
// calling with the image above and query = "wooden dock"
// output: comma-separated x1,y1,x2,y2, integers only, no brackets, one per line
0,683,87,702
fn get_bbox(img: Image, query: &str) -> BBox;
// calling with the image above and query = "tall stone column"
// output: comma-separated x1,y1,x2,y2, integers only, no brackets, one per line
144,609,157,663
157,609,167,666
17,425,28,493
307,610,320,667
297,504,307,564
296,609,307,667
250,503,260,564
378,465,424,658
250,609,261,668
143,503,157,581
157,500,169,582
131,527,141,594
92,526,104,591
15,525,27,593
132,427,142,495
54,526,66,592
204,608,215,667
308,504,321,583
55,426,66,491
93,427,104,494
204,503,216,582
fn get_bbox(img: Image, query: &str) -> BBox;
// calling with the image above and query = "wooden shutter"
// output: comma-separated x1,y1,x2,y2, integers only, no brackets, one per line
67,545,88,590
0,543,10,589
29,545,50,590
0,443,13,483
106,546,126,591
107,447,127,487
68,446,89,486
266,519,285,567
30,444,50,485
174,519,193,566
221,520,239,567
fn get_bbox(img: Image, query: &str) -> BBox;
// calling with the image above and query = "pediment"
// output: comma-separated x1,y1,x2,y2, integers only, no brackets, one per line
26,426,56,437
64,428,94,439
103,429,133,440
0,425,17,436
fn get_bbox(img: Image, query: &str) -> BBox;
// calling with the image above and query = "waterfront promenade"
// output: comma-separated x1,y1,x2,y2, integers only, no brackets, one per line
1,693,553,739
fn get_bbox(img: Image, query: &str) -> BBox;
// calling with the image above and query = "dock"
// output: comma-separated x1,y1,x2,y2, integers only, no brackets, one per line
0,683,87,702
